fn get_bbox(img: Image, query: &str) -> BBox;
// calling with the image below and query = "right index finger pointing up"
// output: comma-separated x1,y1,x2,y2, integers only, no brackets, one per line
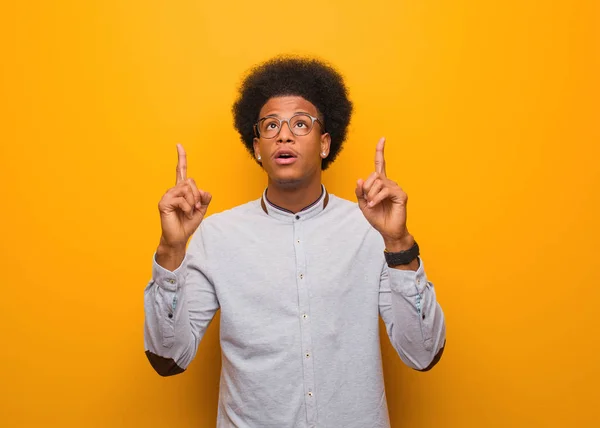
176,143,187,184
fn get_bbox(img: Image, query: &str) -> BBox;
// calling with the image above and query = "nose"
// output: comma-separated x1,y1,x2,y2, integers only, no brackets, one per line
277,120,294,143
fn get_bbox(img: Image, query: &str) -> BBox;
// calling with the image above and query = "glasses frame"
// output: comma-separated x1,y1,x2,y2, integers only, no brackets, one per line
253,113,324,139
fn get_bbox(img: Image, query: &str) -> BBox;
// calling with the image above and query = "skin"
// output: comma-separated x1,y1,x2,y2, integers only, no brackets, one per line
156,95,418,272
252,96,331,214
355,137,419,270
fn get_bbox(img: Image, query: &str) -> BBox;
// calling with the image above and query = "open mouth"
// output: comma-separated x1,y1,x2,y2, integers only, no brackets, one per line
274,152,297,165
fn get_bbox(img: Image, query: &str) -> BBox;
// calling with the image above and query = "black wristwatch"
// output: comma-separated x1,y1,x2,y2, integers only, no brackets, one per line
384,241,420,267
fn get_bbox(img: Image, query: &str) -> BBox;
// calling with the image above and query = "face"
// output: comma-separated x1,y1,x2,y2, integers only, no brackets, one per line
253,96,331,188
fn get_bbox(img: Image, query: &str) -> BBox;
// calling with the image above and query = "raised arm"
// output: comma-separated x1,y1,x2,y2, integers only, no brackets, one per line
357,137,446,370
144,144,218,376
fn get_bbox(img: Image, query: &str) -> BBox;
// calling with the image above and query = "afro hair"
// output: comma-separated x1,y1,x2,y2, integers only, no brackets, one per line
232,56,353,170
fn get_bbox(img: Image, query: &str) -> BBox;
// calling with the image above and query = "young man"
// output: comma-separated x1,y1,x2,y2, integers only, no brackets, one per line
144,57,446,427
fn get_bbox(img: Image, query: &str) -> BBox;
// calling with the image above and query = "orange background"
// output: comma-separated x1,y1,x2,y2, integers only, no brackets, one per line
1,1,599,427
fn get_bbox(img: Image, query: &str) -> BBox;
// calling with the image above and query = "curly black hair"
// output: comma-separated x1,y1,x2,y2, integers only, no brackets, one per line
232,56,353,171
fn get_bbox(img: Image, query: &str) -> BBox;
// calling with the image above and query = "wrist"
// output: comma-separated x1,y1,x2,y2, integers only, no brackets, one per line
383,235,420,271
158,234,187,253
383,233,415,252
389,257,419,271
156,240,186,271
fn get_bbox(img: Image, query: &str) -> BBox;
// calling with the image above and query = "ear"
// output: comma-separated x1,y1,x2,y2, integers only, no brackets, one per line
320,133,331,157
253,138,261,160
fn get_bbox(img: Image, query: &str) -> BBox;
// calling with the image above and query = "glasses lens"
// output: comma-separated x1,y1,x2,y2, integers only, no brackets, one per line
290,114,313,136
259,117,281,138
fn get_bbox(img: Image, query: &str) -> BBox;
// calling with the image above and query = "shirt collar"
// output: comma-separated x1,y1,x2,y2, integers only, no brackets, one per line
260,184,329,222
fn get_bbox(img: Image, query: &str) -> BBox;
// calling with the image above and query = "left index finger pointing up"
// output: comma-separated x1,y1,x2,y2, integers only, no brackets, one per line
374,137,387,177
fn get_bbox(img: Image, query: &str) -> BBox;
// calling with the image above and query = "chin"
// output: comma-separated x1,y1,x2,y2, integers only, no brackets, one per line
273,176,304,189
268,170,305,188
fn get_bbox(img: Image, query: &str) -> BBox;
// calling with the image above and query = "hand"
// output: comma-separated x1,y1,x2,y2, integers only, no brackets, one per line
157,144,212,251
355,137,414,250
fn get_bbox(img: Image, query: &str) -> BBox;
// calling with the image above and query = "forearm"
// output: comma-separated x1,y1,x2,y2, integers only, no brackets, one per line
390,270,445,369
144,227,221,376
380,258,446,371
144,255,197,376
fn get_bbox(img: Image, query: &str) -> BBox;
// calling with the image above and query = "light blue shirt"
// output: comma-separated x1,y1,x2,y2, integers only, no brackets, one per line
144,186,446,427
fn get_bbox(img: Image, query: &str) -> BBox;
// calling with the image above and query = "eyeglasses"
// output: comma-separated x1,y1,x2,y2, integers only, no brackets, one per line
254,113,324,139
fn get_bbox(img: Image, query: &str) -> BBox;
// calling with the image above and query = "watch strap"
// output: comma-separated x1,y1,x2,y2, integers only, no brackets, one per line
384,241,420,266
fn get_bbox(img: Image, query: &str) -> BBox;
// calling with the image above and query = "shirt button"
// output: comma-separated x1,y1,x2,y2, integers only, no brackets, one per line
168,313,173,319
416,278,421,285
302,314,308,319
295,215,300,220
168,279,175,284
305,353,310,358
308,391,313,397
297,240,300,244
300,274,304,279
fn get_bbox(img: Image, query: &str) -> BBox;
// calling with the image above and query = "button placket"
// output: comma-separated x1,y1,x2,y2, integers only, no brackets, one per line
293,220,316,423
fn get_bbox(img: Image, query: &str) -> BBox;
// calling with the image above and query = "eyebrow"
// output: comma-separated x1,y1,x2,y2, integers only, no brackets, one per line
260,111,313,119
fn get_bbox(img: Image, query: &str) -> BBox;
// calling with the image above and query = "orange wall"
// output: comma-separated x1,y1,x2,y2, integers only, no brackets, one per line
1,1,599,427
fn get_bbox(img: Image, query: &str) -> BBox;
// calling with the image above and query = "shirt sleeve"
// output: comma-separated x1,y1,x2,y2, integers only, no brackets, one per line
143,223,220,376
378,257,446,371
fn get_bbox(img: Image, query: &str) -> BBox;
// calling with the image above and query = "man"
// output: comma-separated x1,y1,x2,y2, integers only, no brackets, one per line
144,57,446,427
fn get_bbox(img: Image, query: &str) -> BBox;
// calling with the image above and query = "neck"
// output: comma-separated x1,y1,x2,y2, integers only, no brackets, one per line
266,176,323,214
